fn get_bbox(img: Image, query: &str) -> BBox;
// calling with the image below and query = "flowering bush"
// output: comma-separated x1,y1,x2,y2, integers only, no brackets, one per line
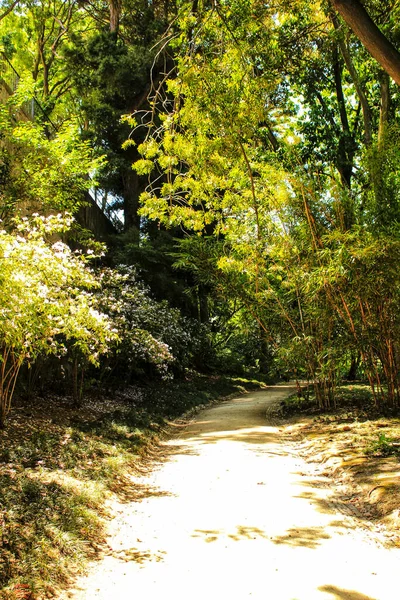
97,267,206,381
0,215,116,426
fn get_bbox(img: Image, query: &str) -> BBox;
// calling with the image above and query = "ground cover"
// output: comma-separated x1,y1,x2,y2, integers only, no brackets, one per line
0,374,267,599
279,383,400,543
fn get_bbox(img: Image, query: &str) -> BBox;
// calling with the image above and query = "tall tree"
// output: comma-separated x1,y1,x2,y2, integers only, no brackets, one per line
62,0,175,229
331,0,400,85
134,0,400,404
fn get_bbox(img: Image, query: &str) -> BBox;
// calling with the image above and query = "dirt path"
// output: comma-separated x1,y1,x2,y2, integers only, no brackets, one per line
62,385,399,600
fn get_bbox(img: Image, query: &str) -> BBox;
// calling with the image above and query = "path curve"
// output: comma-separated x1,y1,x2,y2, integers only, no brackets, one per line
62,385,399,600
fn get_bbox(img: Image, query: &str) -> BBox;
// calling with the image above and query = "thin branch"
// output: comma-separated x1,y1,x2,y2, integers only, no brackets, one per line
0,0,19,22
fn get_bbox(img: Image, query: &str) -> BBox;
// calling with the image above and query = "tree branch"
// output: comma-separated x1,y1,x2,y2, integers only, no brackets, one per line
331,0,400,85
0,0,19,22
330,10,372,145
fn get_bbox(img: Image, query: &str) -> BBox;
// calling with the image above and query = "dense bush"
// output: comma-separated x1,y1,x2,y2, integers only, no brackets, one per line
96,266,208,382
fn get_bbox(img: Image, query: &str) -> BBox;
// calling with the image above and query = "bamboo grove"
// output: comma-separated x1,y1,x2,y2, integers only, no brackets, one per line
135,0,400,409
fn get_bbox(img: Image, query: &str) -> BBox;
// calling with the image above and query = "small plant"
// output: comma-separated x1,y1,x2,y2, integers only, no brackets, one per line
21,478,42,502
366,433,399,457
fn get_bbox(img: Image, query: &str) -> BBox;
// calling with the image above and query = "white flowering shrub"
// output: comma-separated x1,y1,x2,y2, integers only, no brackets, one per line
0,215,116,426
97,267,206,381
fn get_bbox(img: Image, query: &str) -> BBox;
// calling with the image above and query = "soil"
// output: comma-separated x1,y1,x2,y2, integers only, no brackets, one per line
59,384,400,600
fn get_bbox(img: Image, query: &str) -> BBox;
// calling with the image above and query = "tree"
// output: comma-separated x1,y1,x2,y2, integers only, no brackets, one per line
62,1,174,229
331,0,400,85
0,0,93,126
0,0,19,22
134,0,400,406
0,103,104,223
4,0,400,407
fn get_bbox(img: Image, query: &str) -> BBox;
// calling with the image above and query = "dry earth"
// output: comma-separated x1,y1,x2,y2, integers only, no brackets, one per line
60,384,399,600
283,412,400,540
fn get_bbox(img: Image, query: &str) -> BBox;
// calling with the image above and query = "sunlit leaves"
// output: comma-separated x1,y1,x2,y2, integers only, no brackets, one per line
0,215,116,425
0,108,105,220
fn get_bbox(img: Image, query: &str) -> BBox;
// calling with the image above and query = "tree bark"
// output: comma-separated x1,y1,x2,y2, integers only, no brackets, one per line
331,0,400,86
347,353,360,380
122,167,140,231
330,10,372,145
378,71,390,147
72,358,80,407
0,399,6,429
109,0,122,35
332,45,355,188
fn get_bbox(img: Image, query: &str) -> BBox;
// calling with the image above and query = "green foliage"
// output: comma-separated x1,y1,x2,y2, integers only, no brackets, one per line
97,266,207,380
0,215,116,426
132,0,400,408
4,0,400,410
0,106,104,221
366,433,400,457
364,125,400,228
62,24,163,226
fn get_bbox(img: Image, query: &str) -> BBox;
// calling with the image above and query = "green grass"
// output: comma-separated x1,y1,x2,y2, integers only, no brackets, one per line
0,420,135,598
0,373,265,599
365,432,400,458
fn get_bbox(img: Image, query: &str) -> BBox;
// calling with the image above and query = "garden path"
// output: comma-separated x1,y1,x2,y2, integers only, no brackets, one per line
62,385,399,600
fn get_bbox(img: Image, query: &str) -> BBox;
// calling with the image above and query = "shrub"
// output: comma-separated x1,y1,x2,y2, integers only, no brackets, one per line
0,215,116,425
97,266,206,381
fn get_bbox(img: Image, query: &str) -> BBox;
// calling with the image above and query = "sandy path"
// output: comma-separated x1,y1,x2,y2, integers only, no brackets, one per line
62,385,399,600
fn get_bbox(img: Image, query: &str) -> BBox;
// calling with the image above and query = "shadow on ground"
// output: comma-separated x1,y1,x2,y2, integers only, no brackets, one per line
181,427,279,445
162,389,388,537
272,525,331,549
105,547,166,564
108,479,174,504
319,584,377,600
192,526,269,543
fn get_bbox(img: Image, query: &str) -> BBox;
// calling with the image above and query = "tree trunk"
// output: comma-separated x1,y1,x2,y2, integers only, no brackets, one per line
258,333,270,374
371,72,391,218
347,353,360,380
109,0,122,35
332,45,355,190
378,71,390,147
331,0,400,86
122,167,140,231
72,358,80,408
0,399,6,429
331,19,372,145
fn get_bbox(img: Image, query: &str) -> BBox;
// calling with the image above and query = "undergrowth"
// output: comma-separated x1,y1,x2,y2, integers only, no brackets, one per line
0,374,265,599
279,381,400,462
365,432,400,458
279,383,378,418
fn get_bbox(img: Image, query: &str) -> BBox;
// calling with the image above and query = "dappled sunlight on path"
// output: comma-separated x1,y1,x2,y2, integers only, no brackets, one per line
61,386,399,600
